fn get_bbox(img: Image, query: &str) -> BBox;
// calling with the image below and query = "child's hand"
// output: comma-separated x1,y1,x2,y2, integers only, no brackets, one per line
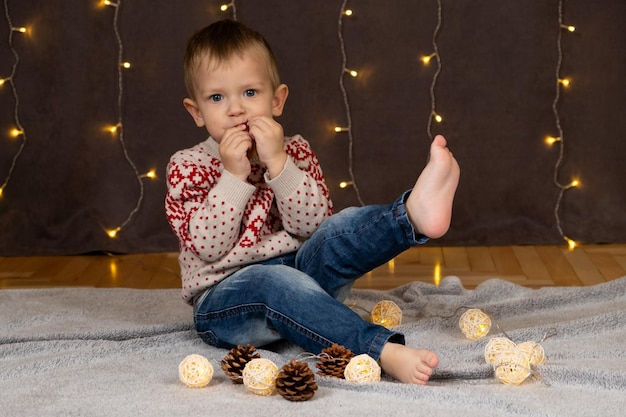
248,116,287,179
219,124,253,182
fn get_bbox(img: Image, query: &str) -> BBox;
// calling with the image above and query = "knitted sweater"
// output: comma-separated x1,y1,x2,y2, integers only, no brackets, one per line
165,135,333,304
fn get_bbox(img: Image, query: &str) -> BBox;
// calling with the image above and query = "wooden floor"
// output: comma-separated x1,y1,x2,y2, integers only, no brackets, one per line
1,244,624,291
0,244,626,290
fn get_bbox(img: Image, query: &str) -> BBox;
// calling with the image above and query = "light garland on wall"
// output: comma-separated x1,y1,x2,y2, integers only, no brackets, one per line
101,0,156,238
421,0,444,140
549,0,578,249
0,0,28,199
335,0,364,206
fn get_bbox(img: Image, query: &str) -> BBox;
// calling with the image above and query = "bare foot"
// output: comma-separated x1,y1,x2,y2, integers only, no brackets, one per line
406,135,460,239
379,343,439,384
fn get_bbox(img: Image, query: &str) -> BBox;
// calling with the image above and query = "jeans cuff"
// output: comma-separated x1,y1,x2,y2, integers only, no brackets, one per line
395,189,429,245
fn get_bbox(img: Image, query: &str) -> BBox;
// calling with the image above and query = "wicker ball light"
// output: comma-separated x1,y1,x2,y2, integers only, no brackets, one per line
242,358,279,396
493,349,531,386
344,354,381,383
459,308,492,340
484,337,517,365
370,300,402,329
179,354,214,388
517,341,546,366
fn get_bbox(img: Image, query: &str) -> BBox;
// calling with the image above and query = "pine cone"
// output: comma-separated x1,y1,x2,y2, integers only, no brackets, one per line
221,344,260,384
276,360,318,402
315,343,354,378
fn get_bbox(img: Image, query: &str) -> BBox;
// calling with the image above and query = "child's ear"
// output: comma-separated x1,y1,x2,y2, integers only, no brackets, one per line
271,84,289,117
183,98,205,127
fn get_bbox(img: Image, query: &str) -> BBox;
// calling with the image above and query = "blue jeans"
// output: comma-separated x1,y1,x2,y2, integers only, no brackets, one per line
193,190,427,361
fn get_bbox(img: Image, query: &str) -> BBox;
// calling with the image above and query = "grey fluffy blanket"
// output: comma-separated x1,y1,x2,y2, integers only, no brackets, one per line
1,276,625,417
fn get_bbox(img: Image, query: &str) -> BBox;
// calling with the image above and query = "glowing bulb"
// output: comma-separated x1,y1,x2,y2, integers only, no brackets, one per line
106,227,121,238
569,179,580,188
0,186,4,198
121,62,131,69
545,136,561,145
434,113,443,123
141,169,157,179
10,128,23,137
344,9,353,16
108,124,119,134
345,69,358,77
559,78,571,87
421,53,436,65
334,126,349,132
339,181,353,189
566,237,577,250
12,27,27,33
0,78,6,86
561,24,576,32
220,3,232,12
103,0,118,7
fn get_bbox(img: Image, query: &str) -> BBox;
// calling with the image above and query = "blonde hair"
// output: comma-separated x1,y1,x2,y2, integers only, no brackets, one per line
184,19,281,99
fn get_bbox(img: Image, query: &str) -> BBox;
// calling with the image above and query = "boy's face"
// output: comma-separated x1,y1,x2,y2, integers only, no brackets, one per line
183,51,287,143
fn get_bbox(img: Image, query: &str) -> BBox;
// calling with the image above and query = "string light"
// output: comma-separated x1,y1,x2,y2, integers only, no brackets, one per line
219,2,237,20
334,126,350,132
101,0,156,238
421,53,436,65
339,181,353,189
0,0,28,199
550,0,579,249
425,0,444,140
336,0,364,205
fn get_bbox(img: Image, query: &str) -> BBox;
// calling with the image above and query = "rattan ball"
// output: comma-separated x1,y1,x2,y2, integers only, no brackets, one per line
370,300,403,329
459,308,492,340
484,337,517,365
179,354,214,388
517,341,546,366
344,354,381,383
493,349,531,386
242,358,279,396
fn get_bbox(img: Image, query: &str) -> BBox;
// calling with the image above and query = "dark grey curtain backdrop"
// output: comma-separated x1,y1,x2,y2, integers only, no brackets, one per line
1,0,624,256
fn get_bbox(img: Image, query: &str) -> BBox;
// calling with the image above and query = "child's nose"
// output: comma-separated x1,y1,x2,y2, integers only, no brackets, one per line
228,98,245,115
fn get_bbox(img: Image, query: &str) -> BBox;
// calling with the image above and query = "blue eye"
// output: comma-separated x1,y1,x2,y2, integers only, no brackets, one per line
209,94,223,102
244,89,256,97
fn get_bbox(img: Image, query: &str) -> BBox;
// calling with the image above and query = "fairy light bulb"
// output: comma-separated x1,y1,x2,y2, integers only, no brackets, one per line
141,169,157,179
569,179,580,188
220,3,232,12
545,136,561,145
339,181,353,189
334,126,349,132
103,0,118,7
421,53,436,65
106,227,121,238
344,69,358,77
108,124,120,134
560,24,576,32
434,113,443,123
559,78,571,87
10,128,23,138
0,78,7,86
12,27,27,33
344,9,353,16
121,62,131,69
566,237,577,250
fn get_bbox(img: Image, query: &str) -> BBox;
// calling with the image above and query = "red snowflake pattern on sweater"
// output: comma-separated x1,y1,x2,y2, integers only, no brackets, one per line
165,135,333,304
